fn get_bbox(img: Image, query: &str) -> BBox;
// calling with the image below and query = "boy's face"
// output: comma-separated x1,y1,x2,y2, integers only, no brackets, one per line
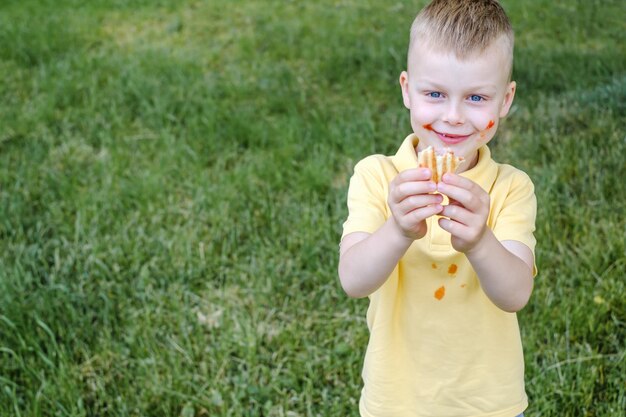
400,39,516,171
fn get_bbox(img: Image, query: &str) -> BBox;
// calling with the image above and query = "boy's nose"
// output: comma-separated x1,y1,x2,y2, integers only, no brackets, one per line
442,102,464,125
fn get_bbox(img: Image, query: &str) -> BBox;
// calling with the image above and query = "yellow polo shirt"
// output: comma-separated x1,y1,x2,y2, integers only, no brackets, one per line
342,134,537,417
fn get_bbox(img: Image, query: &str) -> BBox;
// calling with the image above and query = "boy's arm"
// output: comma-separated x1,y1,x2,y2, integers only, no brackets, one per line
465,232,534,313
437,173,534,312
339,168,443,298
339,221,412,298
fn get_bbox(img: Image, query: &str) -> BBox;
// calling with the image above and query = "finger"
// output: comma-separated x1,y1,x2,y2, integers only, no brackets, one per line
396,168,432,183
436,182,473,207
440,203,474,225
438,217,471,240
397,194,443,214
405,203,444,223
441,174,489,208
437,181,487,212
393,180,437,203
438,217,485,246
441,173,476,190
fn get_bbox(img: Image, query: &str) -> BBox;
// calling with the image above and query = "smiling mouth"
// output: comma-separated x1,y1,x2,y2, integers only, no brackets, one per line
438,132,468,138
422,124,472,143
434,130,471,144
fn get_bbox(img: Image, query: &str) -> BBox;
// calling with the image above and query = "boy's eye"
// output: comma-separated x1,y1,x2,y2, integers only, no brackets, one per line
469,95,484,102
427,92,442,98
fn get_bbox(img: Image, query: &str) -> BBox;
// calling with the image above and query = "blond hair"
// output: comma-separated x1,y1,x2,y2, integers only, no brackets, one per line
409,0,514,75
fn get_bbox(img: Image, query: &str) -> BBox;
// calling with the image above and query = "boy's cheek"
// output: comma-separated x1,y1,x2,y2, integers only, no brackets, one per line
411,115,437,136
411,106,438,125
467,109,499,132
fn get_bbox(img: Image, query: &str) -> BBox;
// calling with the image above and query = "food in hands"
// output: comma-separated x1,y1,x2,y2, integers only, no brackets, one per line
417,146,463,183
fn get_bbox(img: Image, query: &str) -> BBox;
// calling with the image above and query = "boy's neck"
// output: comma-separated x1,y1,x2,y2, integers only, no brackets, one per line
465,150,480,172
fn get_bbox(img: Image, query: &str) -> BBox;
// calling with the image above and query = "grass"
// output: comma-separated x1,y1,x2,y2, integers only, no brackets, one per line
0,0,624,416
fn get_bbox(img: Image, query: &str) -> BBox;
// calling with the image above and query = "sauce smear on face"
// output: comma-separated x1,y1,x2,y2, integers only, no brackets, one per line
479,120,495,141
422,123,434,131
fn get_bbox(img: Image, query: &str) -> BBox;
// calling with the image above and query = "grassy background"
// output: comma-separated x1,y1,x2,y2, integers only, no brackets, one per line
0,0,624,416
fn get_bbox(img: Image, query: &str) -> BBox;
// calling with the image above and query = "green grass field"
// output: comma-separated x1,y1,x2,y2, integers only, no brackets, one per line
0,0,624,415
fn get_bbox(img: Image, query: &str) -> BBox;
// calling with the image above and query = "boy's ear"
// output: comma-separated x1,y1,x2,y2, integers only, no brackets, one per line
399,71,411,110
499,81,516,118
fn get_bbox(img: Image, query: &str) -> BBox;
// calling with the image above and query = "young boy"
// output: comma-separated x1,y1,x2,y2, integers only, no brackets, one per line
338,1,536,416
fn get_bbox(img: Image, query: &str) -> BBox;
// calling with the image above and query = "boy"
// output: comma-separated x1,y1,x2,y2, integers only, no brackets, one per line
338,1,536,416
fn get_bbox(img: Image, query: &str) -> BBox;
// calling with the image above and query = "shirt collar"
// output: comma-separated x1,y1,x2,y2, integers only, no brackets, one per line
391,133,499,193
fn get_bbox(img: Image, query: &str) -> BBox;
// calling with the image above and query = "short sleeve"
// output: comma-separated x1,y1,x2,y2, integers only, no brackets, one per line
492,171,538,275
341,157,390,239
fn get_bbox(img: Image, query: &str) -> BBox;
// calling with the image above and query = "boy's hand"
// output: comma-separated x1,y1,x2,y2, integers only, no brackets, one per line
388,168,443,240
437,173,490,253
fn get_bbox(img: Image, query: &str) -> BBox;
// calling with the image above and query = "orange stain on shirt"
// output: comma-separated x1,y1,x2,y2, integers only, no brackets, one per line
431,263,438,269
422,123,434,131
448,264,458,275
434,286,446,300
460,284,467,288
